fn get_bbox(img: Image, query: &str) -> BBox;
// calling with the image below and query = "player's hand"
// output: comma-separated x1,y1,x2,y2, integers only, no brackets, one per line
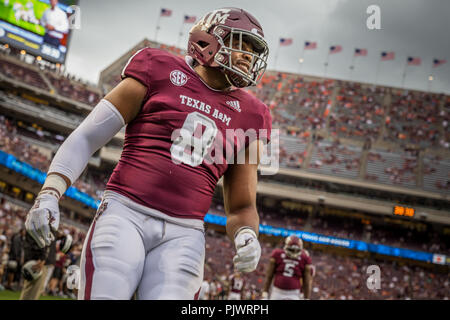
66,265,80,290
31,260,44,272
25,193,60,248
261,291,269,300
233,228,261,273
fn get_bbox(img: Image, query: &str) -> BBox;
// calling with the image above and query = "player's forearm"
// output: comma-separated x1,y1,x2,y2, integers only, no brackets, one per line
303,277,312,299
225,206,259,242
42,99,124,197
262,261,275,292
262,275,273,293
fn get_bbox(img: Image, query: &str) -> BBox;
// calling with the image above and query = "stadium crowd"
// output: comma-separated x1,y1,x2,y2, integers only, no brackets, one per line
45,71,101,106
202,229,449,300
1,196,448,300
0,51,100,107
0,58,50,91
0,198,85,298
2,113,448,256
329,81,386,141
0,116,106,201
386,91,444,148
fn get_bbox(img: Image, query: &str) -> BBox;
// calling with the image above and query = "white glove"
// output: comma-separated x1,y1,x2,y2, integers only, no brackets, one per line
261,291,269,300
233,228,261,273
66,265,81,290
25,193,60,248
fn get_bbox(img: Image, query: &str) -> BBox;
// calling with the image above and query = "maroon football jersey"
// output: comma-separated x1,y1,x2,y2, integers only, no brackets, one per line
271,248,312,290
106,48,272,220
229,275,245,294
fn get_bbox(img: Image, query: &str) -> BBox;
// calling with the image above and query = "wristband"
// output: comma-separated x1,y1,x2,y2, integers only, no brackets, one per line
39,174,68,200
234,226,257,240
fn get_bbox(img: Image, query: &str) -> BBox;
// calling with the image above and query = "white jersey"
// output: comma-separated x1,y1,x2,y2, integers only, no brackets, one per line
40,6,69,38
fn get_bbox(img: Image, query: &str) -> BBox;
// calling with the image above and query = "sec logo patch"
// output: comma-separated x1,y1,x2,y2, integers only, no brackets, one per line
170,70,188,86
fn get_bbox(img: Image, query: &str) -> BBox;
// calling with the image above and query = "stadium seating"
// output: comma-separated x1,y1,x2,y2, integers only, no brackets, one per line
366,149,417,187
329,81,386,141
0,58,49,91
423,156,450,193
307,140,362,179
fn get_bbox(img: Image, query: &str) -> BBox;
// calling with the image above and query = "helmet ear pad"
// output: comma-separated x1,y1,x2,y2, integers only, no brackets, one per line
188,30,222,67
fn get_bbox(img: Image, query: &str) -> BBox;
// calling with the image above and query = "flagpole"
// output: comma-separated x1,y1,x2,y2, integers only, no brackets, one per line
177,16,185,49
323,47,330,78
401,58,408,89
428,75,434,92
154,9,162,43
349,53,356,80
298,45,305,74
426,61,434,93
274,43,280,70
375,52,382,85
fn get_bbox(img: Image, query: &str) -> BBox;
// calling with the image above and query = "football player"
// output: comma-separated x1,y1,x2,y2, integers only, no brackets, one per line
227,271,245,300
25,7,272,300
262,235,313,300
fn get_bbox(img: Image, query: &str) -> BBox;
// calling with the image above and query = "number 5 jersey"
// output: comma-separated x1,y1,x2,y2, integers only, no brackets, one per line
106,48,272,221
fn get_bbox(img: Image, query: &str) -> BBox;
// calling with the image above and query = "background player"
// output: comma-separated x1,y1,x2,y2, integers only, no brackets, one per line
262,235,313,300
24,7,272,300
227,271,245,300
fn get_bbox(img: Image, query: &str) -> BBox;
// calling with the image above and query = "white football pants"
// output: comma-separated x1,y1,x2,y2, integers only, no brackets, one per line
270,287,301,300
78,194,205,300
228,291,242,300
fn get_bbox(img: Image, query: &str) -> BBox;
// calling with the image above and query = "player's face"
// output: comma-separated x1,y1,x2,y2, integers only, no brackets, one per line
229,37,255,75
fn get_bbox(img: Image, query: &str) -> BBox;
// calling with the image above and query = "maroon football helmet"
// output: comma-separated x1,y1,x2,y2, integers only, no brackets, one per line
284,235,303,259
188,7,269,88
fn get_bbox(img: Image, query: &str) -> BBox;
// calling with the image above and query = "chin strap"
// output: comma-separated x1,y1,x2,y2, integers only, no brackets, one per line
224,69,250,88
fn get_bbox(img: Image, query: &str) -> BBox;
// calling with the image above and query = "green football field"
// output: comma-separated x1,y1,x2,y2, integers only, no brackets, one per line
0,289,73,300
0,0,48,35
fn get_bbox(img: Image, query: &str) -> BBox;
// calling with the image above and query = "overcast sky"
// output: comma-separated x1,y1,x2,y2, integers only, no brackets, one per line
65,0,450,94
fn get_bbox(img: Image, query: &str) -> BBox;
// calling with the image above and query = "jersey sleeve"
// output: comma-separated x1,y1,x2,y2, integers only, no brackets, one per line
243,103,273,150
121,48,152,100
270,249,279,260
303,252,312,265
258,106,272,143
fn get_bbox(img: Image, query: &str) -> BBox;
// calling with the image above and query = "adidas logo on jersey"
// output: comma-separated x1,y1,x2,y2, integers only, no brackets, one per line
226,100,241,112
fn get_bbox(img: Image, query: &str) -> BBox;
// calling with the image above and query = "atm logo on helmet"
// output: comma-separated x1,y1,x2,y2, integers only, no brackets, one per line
198,8,231,31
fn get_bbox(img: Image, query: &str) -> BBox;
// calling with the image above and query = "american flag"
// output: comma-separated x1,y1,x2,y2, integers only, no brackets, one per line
304,41,317,50
433,58,447,67
184,15,196,23
432,254,446,265
354,48,367,56
279,38,293,46
329,45,342,54
407,56,421,66
160,8,172,17
381,51,395,61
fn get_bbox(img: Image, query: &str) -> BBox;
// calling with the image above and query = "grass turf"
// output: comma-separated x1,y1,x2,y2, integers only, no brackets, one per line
0,289,73,300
